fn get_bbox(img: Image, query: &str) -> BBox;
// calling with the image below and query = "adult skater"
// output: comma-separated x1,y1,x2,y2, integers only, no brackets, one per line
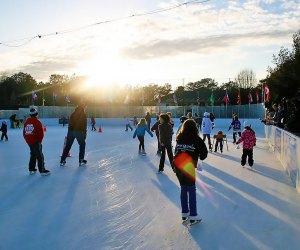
173,119,208,225
228,115,241,143
167,112,175,128
133,118,153,155
151,115,162,155
145,112,151,130
201,112,213,151
158,113,174,173
237,121,256,168
0,120,8,141
60,105,87,166
9,113,16,129
23,108,50,175
90,116,96,131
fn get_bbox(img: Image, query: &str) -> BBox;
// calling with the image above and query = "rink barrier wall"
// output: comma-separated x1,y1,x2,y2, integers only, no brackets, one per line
0,104,265,119
265,125,300,193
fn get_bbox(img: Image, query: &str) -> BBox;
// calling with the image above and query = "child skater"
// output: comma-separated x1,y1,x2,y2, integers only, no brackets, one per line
133,118,153,155
158,113,174,173
228,115,241,143
214,130,224,153
236,121,256,168
151,115,162,155
173,119,208,225
0,120,8,141
124,116,133,131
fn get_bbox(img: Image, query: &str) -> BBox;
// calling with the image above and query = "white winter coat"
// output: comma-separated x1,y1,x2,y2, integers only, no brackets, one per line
201,117,212,134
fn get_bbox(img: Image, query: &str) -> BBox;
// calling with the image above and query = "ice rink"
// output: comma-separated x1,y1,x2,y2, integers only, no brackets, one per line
0,120,300,250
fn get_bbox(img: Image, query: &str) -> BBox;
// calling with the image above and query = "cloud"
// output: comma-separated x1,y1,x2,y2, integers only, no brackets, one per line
121,30,295,59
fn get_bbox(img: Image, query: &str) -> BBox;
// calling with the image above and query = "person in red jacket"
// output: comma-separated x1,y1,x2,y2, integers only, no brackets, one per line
23,108,50,176
236,121,256,168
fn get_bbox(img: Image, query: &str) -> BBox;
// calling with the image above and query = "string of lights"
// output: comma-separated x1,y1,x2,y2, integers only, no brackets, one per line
0,0,210,48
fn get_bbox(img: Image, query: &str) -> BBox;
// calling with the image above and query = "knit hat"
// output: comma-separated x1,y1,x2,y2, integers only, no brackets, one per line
180,116,188,123
244,121,251,128
30,108,38,116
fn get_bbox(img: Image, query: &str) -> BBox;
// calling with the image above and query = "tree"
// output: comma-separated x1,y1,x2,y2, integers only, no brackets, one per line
235,69,257,88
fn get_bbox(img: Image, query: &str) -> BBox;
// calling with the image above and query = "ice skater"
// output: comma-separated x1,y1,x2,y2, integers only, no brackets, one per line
151,115,162,155
236,121,256,168
158,113,174,173
132,116,138,127
124,116,133,131
176,116,188,135
90,116,96,131
23,108,50,176
145,112,151,130
0,120,8,141
173,119,208,225
133,118,153,155
214,130,224,153
228,115,241,143
201,112,213,151
60,105,88,166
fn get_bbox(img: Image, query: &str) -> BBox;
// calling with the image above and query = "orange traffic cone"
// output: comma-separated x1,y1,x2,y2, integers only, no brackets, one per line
98,126,102,133
43,126,47,132
61,136,71,157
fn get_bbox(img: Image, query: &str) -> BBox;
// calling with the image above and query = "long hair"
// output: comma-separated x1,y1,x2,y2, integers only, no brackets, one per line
138,118,147,127
176,119,199,140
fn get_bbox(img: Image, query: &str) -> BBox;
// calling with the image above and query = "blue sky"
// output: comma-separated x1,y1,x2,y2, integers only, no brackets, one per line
0,0,299,88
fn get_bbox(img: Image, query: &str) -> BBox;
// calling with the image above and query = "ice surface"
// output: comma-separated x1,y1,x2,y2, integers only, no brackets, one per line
0,121,300,250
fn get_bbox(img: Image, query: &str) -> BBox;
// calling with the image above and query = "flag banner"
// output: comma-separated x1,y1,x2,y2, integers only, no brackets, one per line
173,93,177,104
32,91,38,100
157,95,162,105
53,92,58,100
265,84,270,102
124,95,130,105
256,88,259,103
210,91,214,106
223,91,230,106
237,90,241,105
248,91,253,104
141,92,144,106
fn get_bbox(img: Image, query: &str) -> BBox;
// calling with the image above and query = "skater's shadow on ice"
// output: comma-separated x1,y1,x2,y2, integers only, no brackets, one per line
212,152,240,163
188,164,298,250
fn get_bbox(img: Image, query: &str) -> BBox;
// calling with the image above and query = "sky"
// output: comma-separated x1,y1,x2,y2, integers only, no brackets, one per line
0,0,299,89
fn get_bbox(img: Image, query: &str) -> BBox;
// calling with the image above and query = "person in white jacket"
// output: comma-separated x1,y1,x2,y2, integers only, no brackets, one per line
201,112,213,150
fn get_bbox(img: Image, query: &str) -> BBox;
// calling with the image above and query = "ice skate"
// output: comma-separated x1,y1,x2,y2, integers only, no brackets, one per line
60,160,66,166
29,169,37,175
79,159,87,166
40,169,51,176
189,218,202,226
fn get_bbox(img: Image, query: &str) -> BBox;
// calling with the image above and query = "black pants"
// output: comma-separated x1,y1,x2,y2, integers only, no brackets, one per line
214,139,223,152
241,149,254,166
159,144,174,171
156,134,162,152
203,134,212,149
61,131,86,162
91,124,96,131
28,143,46,172
138,136,145,151
233,132,241,143
1,132,8,140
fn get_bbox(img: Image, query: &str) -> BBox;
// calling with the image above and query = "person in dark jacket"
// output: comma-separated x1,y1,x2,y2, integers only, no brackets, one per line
23,108,50,175
9,113,16,129
90,116,96,131
60,105,87,166
0,120,8,141
158,113,174,173
145,112,151,130
151,115,162,155
173,119,208,224
228,115,241,143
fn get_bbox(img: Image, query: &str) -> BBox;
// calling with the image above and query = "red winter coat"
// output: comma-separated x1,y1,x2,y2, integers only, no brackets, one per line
237,128,256,150
23,117,44,145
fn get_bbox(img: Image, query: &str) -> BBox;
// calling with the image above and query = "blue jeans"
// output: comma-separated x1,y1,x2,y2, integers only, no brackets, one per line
180,185,197,217
61,131,86,162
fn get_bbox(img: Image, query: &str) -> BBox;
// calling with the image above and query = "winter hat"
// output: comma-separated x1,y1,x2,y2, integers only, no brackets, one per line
244,121,251,128
30,108,38,116
203,112,210,117
2,120,6,125
180,116,188,123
